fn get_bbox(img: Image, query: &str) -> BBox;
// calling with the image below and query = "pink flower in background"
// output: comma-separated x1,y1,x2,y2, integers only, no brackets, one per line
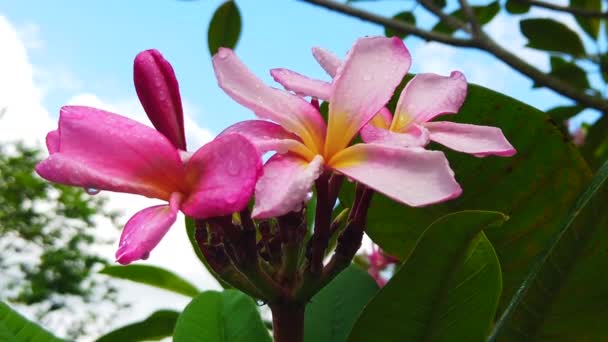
36,50,262,264
272,46,516,159
213,37,463,219
366,245,399,287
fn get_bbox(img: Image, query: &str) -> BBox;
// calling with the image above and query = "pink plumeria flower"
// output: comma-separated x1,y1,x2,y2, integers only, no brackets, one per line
272,46,516,158
213,36,463,219
366,244,399,287
36,50,262,265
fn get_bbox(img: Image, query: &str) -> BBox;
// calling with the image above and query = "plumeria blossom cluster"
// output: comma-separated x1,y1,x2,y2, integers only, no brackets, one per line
36,37,515,331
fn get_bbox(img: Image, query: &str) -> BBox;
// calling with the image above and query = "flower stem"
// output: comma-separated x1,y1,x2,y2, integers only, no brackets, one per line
270,302,305,342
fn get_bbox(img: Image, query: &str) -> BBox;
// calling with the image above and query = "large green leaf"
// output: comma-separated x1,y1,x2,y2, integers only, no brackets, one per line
174,290,271,342
571,0,602,39
340,80,591,316
490,159,608,341
505,0,530,14
520,18,586,56
96,310,179,342
0,301,64,341
348,211,505,342
207,0,242,56
100,264,199,297
305,265,378,342
432,1,499,35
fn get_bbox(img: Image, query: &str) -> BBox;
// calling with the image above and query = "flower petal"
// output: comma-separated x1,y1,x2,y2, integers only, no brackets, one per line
219,120,315,160
35,106,184,200
181,134,263,218
312,47,341,77
326,36,411,158
392,71,467,131
252,154,324,219
134,49,186,150
361,122,429,148
425,121,517,157
270,68,331,100
329,144,462,207
212,48,326,153
115,193,181,265
46,130,59,154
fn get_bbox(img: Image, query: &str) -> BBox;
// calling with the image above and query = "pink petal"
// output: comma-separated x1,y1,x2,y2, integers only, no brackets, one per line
115,193,181,265
361,122,429,148
181,134,263,218
360,108,392,142
425,121,517,157
46,130,59,154
134,49,186,150
312,47,341,77
329,144,462,207
219,120,314,160
252,154,324,219
325,37,411,158
35,106,185,200
392,71,467,130
212,48,326,153
270,68,331,100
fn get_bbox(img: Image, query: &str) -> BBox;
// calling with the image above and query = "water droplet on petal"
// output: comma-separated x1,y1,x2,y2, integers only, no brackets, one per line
216,49,229,59
363,74,373,81
226,160,240,176
85,187,100,195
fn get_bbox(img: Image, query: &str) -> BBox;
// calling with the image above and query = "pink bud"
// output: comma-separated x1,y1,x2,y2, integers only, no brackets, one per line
134,49,186,150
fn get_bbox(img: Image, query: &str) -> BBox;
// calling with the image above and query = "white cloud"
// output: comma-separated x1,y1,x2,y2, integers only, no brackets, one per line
0,14,219,338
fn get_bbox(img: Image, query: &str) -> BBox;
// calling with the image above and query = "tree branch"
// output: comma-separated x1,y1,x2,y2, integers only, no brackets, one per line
418,0,470,34
297,0,608,112
517,0,608,18
297,0,477,47
458,0,481,35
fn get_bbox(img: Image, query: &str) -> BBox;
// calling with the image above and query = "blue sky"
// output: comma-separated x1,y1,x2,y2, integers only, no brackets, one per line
2,0,599,138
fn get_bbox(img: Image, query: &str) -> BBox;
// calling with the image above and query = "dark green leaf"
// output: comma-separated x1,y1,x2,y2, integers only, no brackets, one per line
184,217,231,288
490,158,608,341
432,0,447,8
582,115,608,170
432,1,499,35
348,211,505,342
340,79,591,318
546,105,584,122
174,290,271,342
0,301,65,341
207,0,242,56
600,53,608,83
305,265,378,342
571,0,602,39
520,18,586,56
533,56,590,90
505,0,530,14
385,12,416,39
96,310,178,342
100,264,199,297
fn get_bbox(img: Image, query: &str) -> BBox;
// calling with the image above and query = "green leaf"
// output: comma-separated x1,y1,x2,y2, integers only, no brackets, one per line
489,158,608,341
0,301,65,341
600,53,608,83
174,290,271,342
571,0,602,39
348,211,505,342
546,105,584,122
432,1,499,35
305,265,378,342
533,56,590,90
207,0,242,56
520,18,586,56
96,310,179,342
339,79,592,318
385,12,416,39
505,0,530,14
100,264,199,297
582,115,608,170
184,216,231,288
